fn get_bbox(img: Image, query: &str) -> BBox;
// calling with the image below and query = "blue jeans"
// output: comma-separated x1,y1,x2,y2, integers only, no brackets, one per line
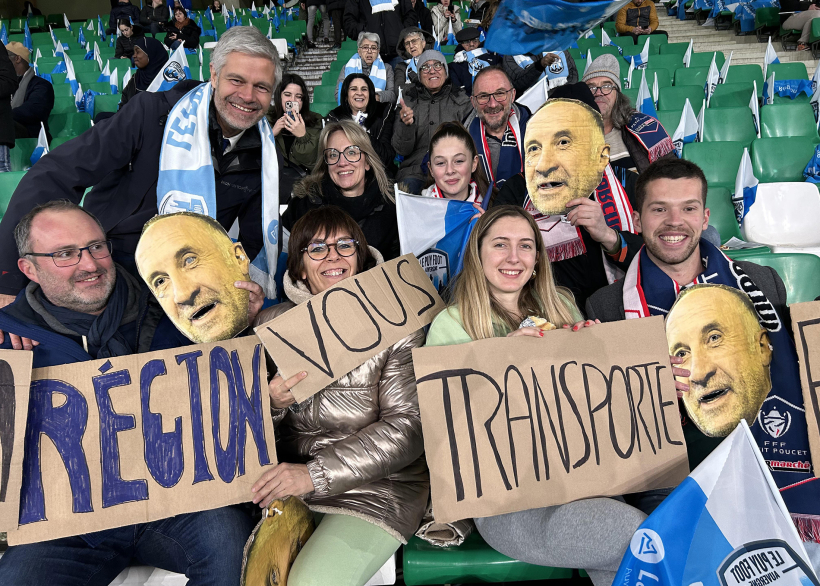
170,39,182,50
0,506,255,586
0,145,9,173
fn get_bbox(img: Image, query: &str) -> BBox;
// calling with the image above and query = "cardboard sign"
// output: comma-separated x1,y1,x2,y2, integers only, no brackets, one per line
0,350,32,532
791,300,820,477
413,316,689,523
5,337,276,545
255,255,445,403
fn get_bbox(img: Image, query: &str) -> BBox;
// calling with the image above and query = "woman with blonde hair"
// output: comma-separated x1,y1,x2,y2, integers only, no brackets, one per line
282,119,399,258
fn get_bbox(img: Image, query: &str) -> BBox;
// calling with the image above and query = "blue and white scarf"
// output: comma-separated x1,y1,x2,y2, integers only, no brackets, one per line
344,53,387,92
623,239,820,537
370,0,398,14
453,47,491,79
404,56,419,83
157,83,280,298
513,51,570,88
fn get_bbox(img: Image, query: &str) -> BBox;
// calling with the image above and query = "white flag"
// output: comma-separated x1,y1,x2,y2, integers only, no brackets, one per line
122,67,132,89
706,53,719,106
652,71,659,106
751,81,761,138
697,98,705,141
764,71,775,105
763,36,780,80
719,50,733,84
626,59,634,89
672,98,699,156
683,38,693,68
516,76,549,114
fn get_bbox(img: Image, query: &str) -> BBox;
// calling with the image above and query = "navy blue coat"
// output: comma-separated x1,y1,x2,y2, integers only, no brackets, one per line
449,50,503,96
0,80,280,297
12,72,54,139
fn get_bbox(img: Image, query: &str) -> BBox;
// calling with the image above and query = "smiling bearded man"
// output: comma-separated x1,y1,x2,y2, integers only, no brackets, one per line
136,212,252,343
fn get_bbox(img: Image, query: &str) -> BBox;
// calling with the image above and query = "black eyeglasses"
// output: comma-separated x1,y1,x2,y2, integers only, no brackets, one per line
302,238,359,261
323,145,362,165
420,62,444,74
587,83,616,96
472,88,513,105
24,240,113,267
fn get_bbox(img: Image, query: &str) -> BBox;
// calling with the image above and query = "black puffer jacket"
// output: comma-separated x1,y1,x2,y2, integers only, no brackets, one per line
0,42,19,148
140,4,170,26
343,0,417,62
164,20,201,49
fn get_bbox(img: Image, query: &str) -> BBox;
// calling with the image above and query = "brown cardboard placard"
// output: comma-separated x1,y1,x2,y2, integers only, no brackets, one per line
8,337,276,545
255,254,445,402
413,316,690,524
0,350,33,533
790,300,820,477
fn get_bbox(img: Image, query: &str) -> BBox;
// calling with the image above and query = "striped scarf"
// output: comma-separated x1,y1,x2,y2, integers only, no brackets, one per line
344,53,387,92
424,180,480,202
513,51,570,89
453,47,490,79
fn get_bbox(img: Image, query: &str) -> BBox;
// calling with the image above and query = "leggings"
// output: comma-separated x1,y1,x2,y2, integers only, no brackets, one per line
475,497,649,586
288,513,401,586
307,4,330,41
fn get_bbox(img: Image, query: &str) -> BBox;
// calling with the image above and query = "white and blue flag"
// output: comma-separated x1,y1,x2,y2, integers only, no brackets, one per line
672,98,699,156
447,20,457,45
24,21,32,51
637,72,657,118
601,29,623,55
683,38,693,68
751,81,761,138
122,66,132,90
97,15,106,41
64,13,72,31
0,23,8,46
612,421,819,586
78,27,86,46
65,54,79,95
764,36,780,80
625,59,635,89
629,37,650,69
763,71,776,105
146,43,190,92
109,67,118,94
52,27,65,58
250,1,259,17
733,147,758,224
698,97,706,141
370,0,398,14
434,36,441,52
97,61,110,84
396,187,478,293
719,49,733,83
30,122,49,166
706,52,719,106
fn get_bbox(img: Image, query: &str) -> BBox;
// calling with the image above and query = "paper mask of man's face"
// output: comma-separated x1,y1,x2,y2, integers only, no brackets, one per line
666,284,773,438
524,99,610,216
135,213,251,343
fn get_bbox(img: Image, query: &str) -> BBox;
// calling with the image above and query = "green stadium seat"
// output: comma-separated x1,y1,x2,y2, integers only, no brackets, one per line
760,102,819,139
622,87,639,108
630,68,672,91
683,142,744,190
311,100,336,117
53,29,76,43
52,83,76,99
45,13,64,27
86,82,112,95
403,533,575,586
313,85,336,104
8,18,24,33
0,171,25,220
674,66,708,87
709,82,755,108
93,94,121,118
723,252,820,304
750,136,817,182
660,42,689,55
31,31,54,45
704,187,741,243
73,60,101,74
724,64,764,93
49,136,74,150
9,139,37,171
656,108,684,134
768,62,809,81
658,85,705,111
106,59,133,77
611,36,635,50
48,112,92,137
702,107,757,150
688,51,725,70
577,38,599,53
648,54,684,77
341,39,357,49
52,96,79,114
568,48,584,62
638,34,667,53
77,71,104,86
37,56,64,73
589,46,622,61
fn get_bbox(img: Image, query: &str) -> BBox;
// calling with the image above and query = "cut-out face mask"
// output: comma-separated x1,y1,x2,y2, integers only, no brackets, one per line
136,212,251,343
524,99,610,216
666,284,773,438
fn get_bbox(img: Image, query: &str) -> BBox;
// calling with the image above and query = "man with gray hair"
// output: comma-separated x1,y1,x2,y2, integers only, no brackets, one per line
0,26,285,308
335,31,396,104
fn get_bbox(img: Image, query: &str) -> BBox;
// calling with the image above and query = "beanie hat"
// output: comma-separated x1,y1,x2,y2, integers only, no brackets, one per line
417,50,448,77
6,42,30,63
548,82,601,113
581,54,622,92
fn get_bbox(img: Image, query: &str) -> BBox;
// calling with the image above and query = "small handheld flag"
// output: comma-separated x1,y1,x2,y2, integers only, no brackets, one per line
733,148,758,224
110,67,119,95
672,98,699,156
763,36,780,79
629,36,650,69
683,38,693,68
718,49,732,84
0,24,7,46
122,67,132,89
751,82,761,138
30,122,49,166
446,20,456,46
763,71,775,105
705,53,719,106
146,43,190,92
64,14,72,32
636,72,657,118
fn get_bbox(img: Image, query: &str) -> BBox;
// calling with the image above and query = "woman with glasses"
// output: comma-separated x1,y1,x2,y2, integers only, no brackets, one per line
394,28,435,88
335,32,396,105
327,73,396,173
393,50,473,194
251,205,428,586
282,120,399,259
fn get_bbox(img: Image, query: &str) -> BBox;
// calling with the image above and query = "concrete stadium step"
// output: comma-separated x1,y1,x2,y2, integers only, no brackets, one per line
283,23,342,102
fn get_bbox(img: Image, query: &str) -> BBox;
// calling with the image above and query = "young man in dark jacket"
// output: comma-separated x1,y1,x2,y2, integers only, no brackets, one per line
0,42,19,172
343,0,417,66
6,42,53,140
140,0,170,37
0,27,283,305
108,0,141,34
0,201,262,585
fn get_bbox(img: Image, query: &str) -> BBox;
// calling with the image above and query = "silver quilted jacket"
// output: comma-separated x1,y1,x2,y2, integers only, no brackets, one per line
254,255,429,543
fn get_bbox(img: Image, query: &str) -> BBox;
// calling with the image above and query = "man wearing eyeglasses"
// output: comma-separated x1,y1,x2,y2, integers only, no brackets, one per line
0,200,262,585
463,65,530,191
393,50,472,194
581,54,675,184
448,27,502,97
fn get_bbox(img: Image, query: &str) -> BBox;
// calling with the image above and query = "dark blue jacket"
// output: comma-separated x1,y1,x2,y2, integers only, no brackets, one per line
109,3,141,32
12,72,55,139
448,49,503,97
0,287,190,369
0,80,279,296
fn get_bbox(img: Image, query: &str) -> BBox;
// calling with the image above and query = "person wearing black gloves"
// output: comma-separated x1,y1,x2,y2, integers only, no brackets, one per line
448,27,502,96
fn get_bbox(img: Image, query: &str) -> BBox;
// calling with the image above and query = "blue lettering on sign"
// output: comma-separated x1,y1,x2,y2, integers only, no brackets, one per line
210,347,238,483
141,360,184,488
92,362,149,508
176,350,215,483
233,344,271,475
20,379,92,525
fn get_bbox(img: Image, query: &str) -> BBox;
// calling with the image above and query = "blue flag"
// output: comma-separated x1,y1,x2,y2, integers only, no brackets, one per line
485,0,630,55
733,147,758,223
30,122,49,166
434,37,441,52
0,24,7,46
78,28,86,46
804,144,820,183
24,22,32,51
770,78,814,100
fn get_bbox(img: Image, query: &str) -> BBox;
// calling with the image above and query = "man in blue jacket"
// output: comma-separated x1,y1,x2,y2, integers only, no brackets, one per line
7,42,54,140
0,200,260,585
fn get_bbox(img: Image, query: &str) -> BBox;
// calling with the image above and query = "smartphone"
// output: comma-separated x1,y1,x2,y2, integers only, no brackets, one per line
285,101,300,121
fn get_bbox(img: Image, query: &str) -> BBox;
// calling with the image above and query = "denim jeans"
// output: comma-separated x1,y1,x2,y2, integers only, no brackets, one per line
170,39,182,50
0,145,9,173
0,506,255,586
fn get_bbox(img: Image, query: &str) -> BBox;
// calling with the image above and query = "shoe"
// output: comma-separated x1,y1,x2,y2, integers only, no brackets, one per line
798,43,810,51
331,42,341,49
305,40,316,49
323,37,329,43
